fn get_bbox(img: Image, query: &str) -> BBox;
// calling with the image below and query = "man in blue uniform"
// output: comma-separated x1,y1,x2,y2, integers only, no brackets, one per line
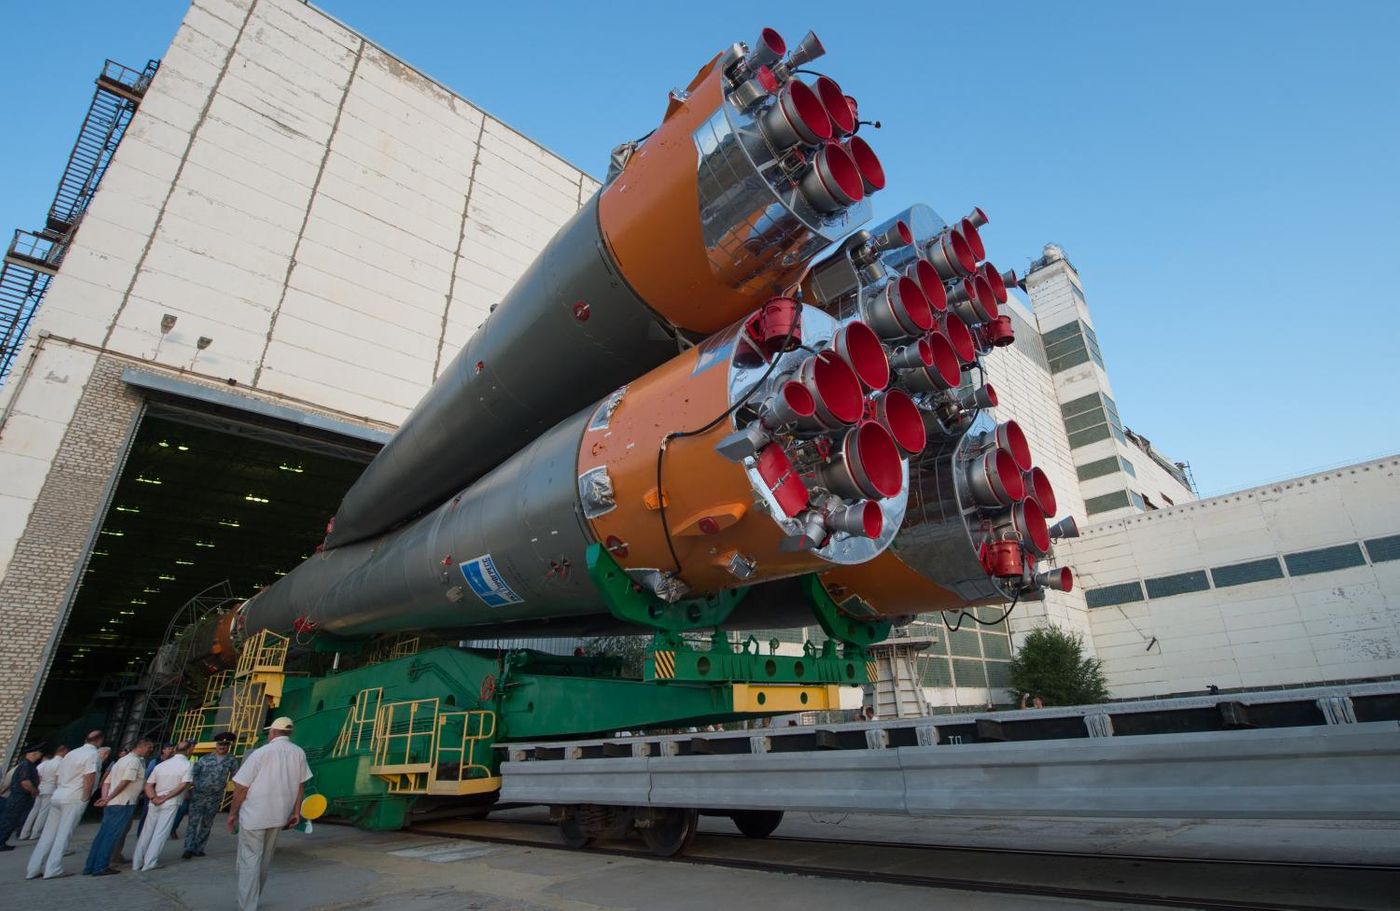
0,744,44,849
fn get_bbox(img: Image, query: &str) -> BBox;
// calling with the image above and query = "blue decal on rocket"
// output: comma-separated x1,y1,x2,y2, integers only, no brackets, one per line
459,554,524,608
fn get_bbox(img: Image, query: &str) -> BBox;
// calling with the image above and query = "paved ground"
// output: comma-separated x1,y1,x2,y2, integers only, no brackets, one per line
3,810,1396,910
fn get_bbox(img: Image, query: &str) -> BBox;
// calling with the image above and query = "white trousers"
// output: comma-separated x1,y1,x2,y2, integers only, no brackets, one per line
237,826,281,911
25,796,84,879
19,794,50,839
133,799,181,871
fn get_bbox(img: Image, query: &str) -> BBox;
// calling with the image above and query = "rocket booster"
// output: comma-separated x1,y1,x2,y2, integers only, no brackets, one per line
206,28,1076,662
325,30,878,549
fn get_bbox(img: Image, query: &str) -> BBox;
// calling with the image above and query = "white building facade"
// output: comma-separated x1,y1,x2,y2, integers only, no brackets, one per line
0,0,1396,756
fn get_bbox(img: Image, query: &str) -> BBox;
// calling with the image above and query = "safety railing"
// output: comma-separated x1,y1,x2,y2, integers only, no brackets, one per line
332,686,383,758
236,629,290,678
202,670,230,708
430,710,497,794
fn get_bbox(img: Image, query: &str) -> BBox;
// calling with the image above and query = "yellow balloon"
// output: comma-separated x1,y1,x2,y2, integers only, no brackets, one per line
301,793,328,820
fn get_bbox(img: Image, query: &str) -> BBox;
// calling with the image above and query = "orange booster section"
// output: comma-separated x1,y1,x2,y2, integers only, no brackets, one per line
577,299,911,601
598,30,880,334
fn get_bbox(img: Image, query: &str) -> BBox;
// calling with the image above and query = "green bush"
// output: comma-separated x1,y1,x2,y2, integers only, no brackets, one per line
1008,625,1109,707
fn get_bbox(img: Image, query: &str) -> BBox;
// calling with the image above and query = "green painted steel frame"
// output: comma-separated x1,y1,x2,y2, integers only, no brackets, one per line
585,542,748,632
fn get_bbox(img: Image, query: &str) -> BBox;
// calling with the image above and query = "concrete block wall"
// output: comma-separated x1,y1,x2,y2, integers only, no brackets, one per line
0,357,142,758
1060,456,1400,698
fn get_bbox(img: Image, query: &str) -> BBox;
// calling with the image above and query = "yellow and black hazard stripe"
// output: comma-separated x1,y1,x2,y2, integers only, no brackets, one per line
865,660,879,683
652,651,676,680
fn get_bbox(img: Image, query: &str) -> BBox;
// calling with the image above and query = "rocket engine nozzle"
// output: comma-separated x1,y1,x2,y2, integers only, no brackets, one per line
938,312,977,365
927,226,977,280
957,217,986,262
981,420,1032,472
898,332,960,393
870,388,927,456
861,276,933,340
785,30,826,69
965,447,1027,507
1024,466,1057,517
812,76,857,137
761,80,832,150
909,259,947,313
958,383,998,410
794,350,865,429
1048,516,1080,540
1009,497,1051,555
820,421,904,500
964,206,989,229
827,499,883,538
748,27,787,69
1035,566,1074,592
799,142,865,213
844,136,884,193
831,320,890,392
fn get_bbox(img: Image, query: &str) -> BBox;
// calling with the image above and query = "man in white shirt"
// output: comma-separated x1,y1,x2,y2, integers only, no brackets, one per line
18,745,65,840
228,717,312,911
83,739,152,875
26,730,104,880
132,739,193,871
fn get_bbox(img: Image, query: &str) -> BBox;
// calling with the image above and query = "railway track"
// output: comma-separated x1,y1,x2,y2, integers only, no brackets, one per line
407,812,1400,910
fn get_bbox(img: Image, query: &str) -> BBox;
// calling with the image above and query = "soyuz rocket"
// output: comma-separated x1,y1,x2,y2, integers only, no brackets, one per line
206,28,1075,661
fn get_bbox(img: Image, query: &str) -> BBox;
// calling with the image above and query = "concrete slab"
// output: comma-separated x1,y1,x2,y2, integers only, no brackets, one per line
0,815,1159,910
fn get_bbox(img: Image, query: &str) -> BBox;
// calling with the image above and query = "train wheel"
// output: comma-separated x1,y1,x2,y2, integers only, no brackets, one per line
730,809,784,839
640,808,698,857
559,815,593,849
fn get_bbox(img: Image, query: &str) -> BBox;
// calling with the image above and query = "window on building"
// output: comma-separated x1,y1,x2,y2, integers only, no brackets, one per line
1145,570,1210,599
1061,391,1124,450
1043,320,1105,374
1160,493,1174,506
1210,558,1284,588
952,658,989,688
1284,544,1367,576
1365,534,1400,563
1076,456,1121,482
1084,490,1132,514
1085,581,1146,608
1140,493,1158,511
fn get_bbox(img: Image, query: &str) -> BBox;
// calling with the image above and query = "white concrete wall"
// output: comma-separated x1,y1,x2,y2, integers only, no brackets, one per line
1060,455,1400,698
0,0,599,583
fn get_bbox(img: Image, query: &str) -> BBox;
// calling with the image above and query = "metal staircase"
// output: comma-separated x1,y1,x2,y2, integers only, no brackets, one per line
0,58,157,384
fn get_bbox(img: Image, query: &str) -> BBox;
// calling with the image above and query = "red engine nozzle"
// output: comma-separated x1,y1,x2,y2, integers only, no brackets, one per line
871,388,927,456
844,136,884,194
798,142,864,213
821,421,904,500
761,80,832,150
831,320,890,392
1025,466,1057,517
965,447,1026,507
813,76,856,138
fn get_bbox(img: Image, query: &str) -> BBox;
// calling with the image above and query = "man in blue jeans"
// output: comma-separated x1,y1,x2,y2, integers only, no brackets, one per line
83,738,152,876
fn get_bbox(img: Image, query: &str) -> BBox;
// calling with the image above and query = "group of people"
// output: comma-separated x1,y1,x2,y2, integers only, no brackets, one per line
0,716,312,911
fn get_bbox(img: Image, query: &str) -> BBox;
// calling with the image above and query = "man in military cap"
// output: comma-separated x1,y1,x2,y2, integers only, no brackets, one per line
182,731,239,859
0,743,44,849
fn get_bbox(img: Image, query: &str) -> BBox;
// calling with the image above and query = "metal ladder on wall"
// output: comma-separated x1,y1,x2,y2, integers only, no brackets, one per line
0,58,157,384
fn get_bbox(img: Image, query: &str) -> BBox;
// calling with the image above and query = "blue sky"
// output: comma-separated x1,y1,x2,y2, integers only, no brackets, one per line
3,1,1397,496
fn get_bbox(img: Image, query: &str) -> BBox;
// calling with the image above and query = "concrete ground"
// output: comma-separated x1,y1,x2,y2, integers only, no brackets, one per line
2,811,1396,910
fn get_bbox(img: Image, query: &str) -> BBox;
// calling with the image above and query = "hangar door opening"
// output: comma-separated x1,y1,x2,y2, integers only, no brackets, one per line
27,392,380,746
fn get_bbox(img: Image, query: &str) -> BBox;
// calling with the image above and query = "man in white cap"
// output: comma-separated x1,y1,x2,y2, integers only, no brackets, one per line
132,739,193,871
227,717,311,911
27,730,103,880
